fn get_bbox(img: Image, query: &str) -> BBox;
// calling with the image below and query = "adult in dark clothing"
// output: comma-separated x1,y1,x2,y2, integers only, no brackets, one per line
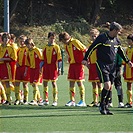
110,54,124,108
82,22,133,115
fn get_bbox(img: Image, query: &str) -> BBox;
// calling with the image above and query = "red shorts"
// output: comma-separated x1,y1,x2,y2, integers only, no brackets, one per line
43,64,58,81
88,64,100,82
30,68,42,84
0,62,16,82
68,63,84,81
15,66,30,82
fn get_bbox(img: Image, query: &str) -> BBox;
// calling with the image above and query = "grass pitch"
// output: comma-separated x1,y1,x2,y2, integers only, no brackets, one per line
0,66,133,133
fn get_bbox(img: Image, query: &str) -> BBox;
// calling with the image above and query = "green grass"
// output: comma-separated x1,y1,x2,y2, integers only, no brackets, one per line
0,65,133,133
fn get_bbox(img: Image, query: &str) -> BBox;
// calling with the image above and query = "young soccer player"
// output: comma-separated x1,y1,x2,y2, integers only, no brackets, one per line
87,29,103,107
59,32,87,107
123,34,133,108
0,82,7,104
25,38,42,105
14,35,30,105
39,32,62,106
0,33,17,105
8,33,18,92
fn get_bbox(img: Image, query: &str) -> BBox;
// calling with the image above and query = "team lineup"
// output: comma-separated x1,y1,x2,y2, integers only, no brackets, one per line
0,22,133,115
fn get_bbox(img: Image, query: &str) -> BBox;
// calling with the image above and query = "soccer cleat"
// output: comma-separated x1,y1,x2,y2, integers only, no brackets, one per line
118,102,124,108
14,100,20,105
99,103,107,115
1,99,6,104
87,101,99,107
108,102,113,108
29,100,38,106
124,103,132,108
52,101,57,106
2,101,11,105
105,106,113,115
65,100,75,106
23,100,28,105
76,100,86,107
38,100,49,106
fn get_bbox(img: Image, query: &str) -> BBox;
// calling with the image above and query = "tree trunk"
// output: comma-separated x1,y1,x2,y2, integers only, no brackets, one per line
10,0,20,23
90,0,103,25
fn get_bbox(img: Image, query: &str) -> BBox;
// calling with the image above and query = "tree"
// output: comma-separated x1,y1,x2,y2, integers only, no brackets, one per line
90,0,103,25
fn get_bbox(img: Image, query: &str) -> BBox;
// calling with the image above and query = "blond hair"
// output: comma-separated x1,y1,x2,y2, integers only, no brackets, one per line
90,28,100,35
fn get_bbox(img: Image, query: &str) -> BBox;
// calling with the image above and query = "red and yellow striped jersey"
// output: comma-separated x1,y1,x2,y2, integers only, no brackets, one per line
87,42,97,64
0,44,17,64
27,46,42,69
17,46,29,66
42,43,62,64
124,46,133,78
64,38,86,64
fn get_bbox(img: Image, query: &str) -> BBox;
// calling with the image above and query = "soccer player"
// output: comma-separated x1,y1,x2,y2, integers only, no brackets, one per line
25,38,42,105
123,34,133,108
39,32,62,106
87,29,103,107
113,54,124,108
0,82,7,104
59,32,87,107
0,33,17,105
82,22,133,115
0,33,7,104
8,33,18,92
14,35,30,105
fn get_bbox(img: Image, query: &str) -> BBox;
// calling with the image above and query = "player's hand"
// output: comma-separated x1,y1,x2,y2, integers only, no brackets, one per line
58,69,61,76
128,61,133,68
82,60,88,66
24,71,27,77
82,60,90,69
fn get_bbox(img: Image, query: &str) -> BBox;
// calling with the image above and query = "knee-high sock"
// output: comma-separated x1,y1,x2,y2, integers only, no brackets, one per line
98,87,103,102
37,88,40,101
105,90,111,105
23,87,29,101
69,87,75,101
108,90,112,104
44,87,48,101
101,88,108,105
126,90,132,104
93,88,98,103
79,85,85,102
1,88,7,101
33,86,40,101
10,83,15,92
6,87,11,102
53,87,58,102
15,86,21,100
116,86,123,103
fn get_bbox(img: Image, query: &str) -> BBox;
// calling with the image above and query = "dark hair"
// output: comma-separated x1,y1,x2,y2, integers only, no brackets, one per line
127,34,133,41
48,32,56,38
59,32,71,41
19,35,27,40
24,38,35,46
1,33,10,41
110,22,122,31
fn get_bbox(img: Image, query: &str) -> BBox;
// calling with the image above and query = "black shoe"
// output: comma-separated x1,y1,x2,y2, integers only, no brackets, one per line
3,101,11,105
105,105,113,115
87,101,99,107
14,99,20,105
124,103,132,108
99,103,107,115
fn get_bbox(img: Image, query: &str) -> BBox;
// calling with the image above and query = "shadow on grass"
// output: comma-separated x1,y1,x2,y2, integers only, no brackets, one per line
0,104,99,111
111,107,133,114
